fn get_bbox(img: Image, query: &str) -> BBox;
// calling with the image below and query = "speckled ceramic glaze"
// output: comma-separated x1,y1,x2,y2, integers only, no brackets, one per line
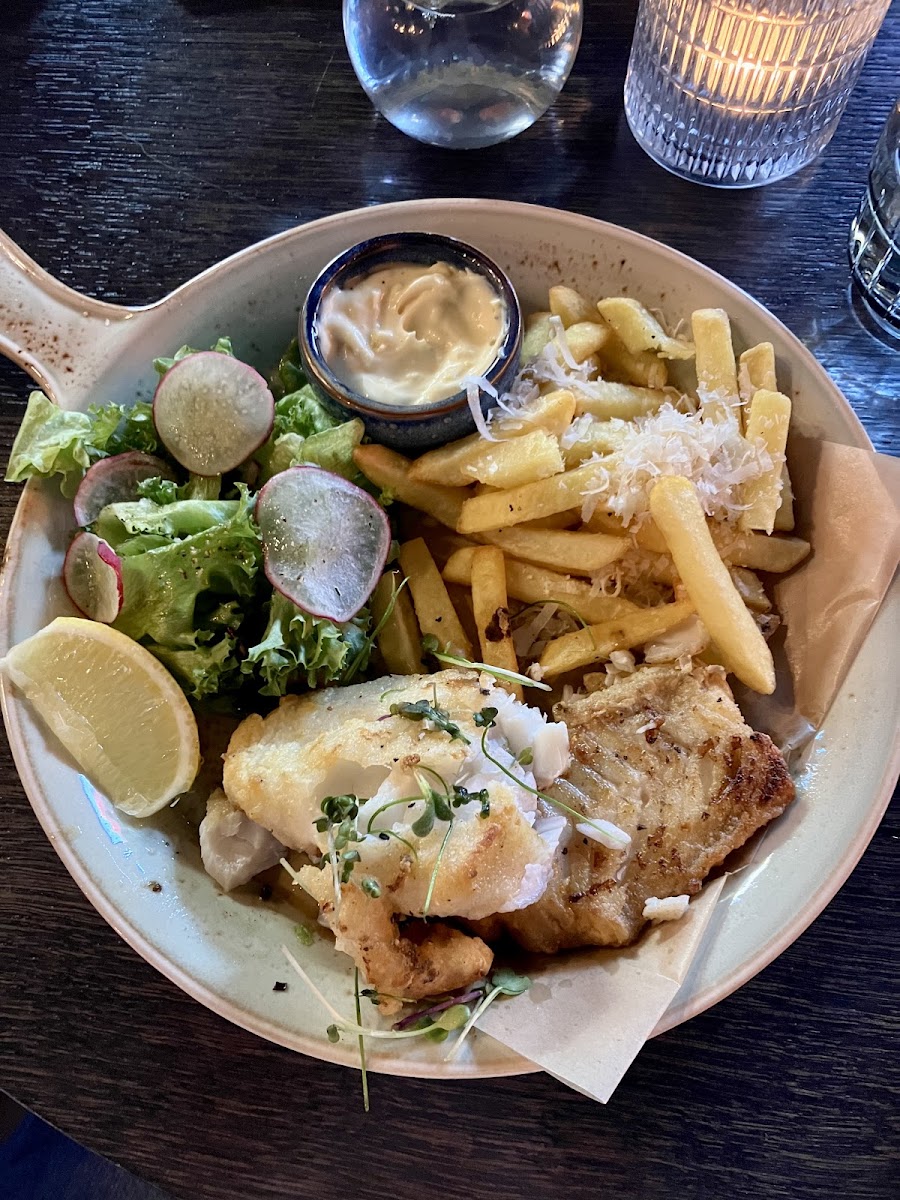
299,231,522,452
0,201,897,1079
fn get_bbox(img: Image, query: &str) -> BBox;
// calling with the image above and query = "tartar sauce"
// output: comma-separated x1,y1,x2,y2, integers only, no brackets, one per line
316,261,505,407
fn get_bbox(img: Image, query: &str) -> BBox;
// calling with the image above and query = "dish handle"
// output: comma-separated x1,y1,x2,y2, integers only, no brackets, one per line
0,229,139,408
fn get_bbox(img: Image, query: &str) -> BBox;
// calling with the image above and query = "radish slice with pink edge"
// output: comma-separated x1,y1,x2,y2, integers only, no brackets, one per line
256,466,391,623
63,532,124,624
73,452,178,527
153,351,275,476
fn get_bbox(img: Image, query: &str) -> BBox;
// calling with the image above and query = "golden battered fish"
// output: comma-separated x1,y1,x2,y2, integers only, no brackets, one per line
221,669,570,997
474,664,795,952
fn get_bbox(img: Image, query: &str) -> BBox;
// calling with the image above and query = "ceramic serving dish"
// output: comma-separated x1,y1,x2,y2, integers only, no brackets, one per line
0,200,898,1080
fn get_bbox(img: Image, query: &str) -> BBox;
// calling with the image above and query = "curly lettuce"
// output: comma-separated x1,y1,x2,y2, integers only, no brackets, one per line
243,591,371,697
5,392,159,496
98,487,262,699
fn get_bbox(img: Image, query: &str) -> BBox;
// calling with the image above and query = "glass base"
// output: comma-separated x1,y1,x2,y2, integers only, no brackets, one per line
624,106,818,190
848,280,900,348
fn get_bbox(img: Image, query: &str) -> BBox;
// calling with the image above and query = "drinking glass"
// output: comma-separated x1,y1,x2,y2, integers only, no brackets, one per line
343,0,583,150
623,0,891,188
849,100,900,338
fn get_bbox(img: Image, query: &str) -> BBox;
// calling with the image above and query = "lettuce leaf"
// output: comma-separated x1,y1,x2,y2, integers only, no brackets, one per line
273,385,339,439
259,419,365,484
153,336,234,377
269,338,307,400
242,591,371,696
5,393,160,496
136,474,222,505
99,487,262,699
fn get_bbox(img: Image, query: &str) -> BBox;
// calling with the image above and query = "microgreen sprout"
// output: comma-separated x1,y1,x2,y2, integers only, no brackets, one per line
293,922,315,946
389,698,468,743
354,968,370,1113
421,634,551,692
444,968,532,1063
474,711,620,846
360,876,382,899
314,794,365,905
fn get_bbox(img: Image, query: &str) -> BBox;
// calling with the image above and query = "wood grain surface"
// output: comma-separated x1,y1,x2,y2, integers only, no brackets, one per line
0,3,897,1198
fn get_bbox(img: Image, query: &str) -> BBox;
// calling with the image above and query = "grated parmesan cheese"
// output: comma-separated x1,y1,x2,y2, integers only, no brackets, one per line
580,402,775,529
642,894,690,922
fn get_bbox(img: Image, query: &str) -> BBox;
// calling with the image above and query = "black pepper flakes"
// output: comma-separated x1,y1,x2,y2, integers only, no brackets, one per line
273,981,288,992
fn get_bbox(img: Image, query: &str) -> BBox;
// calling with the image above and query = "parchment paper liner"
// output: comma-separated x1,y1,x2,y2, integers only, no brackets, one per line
476,441,900,1102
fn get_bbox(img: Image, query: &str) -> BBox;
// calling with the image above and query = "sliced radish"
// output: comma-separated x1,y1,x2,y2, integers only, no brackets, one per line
63,532,124,624
153,352,275,476
74,452,177,527
256,466,390,623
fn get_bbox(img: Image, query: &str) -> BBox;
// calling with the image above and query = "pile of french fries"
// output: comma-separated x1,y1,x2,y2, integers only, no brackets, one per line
357,285,811,699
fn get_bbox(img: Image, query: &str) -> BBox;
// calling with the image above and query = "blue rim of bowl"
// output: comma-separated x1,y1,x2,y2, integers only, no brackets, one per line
299,231,522,422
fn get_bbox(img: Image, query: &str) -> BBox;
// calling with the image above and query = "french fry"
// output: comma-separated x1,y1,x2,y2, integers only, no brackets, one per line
475,526,627,576
738,342,777,404
397,513,476,570
596,297,695,360
457,460,601,533
581,508,629,536
773,464,795,532
692,308,738,422
549,285,595,327
571,380,668,421
409,428,563,489
495,388,576,439
442,547,639,625
597,333,668,388
725,531,810,573
398,538,473,659
354,445,468,530
564,321,610,363
519,510,582,530
470,546,522,699
522,311,553,361
371,571,425,675
740,389,792,534
729,567,772,613
539,600,695,678
649,476,775,693
561,415,630,466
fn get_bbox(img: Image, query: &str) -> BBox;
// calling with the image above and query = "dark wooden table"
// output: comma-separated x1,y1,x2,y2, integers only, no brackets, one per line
1,4,898,1198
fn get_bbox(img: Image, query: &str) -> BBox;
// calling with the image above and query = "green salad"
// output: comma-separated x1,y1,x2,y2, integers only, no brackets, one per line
5,337,389,704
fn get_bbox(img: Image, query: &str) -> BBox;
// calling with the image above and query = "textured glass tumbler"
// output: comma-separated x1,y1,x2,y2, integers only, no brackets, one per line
344,0,583,150
849,100,900,337
624,0,891,188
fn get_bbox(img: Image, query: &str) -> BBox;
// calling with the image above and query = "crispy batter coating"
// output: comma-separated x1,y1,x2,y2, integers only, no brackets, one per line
299,866,493,1002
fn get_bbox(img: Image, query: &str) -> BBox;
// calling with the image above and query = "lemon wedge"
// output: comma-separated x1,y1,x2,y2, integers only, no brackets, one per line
1,617,200,817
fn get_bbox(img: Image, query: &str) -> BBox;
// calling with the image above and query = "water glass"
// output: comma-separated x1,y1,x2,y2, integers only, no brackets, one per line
343,0,583,150
849,100,900,338
624,0,892,188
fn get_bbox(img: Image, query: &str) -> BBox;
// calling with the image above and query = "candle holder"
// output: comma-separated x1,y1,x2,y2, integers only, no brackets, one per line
624,0,891,188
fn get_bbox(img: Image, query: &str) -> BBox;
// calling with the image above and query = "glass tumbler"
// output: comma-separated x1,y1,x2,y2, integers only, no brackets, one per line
849,100,900,337
623,0,891,188
343,0,583,150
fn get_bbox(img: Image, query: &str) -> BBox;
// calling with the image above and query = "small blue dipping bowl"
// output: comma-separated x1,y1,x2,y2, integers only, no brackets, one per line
299,232,522,454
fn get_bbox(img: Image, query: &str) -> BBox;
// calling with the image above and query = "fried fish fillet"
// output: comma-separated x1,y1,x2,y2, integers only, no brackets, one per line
222,669,566,921
299,868,493,1002
221,669,569,999
475,664,794,952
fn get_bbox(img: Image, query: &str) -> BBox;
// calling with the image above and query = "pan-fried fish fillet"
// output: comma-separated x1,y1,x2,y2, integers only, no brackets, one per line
475,664,794,952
